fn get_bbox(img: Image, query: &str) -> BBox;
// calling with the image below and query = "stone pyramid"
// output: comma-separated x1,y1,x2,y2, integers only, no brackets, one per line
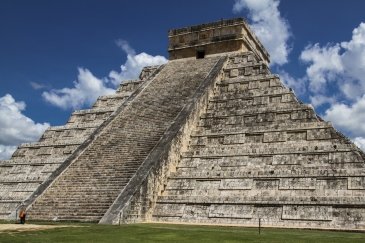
1,18,365,230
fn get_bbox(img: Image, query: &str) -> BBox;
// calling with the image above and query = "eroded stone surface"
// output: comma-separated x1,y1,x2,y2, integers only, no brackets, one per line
0,67,159,219
150,52,365,230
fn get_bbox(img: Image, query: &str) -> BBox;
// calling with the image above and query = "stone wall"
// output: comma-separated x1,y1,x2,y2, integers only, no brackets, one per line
168,18,269,65
151,52,365,230
0,66,160,220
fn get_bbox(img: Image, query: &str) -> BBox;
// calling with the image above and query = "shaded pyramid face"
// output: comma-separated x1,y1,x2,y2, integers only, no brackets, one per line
151,52,365,230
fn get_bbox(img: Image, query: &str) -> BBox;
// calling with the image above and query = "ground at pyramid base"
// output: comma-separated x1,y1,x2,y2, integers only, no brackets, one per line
1,18,365,231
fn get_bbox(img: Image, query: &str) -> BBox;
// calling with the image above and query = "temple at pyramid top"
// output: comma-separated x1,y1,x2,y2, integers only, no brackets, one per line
168,18,270,65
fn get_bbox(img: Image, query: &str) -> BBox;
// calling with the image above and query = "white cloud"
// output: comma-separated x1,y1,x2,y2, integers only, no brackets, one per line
277,70,306,95
300,23,365,152
354,137,365,151
300,22,365,98
324,95,365,137
233,0,291,66
43,40,167,109
0,145,17,160
42,68,114,110
0,94,49,159
309,95,337,107
108,40,167,86
30,81,49,90
300,44,343,93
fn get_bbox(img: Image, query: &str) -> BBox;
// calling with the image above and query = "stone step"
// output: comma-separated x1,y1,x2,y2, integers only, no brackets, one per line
192,121,332,137
209,86,291,101
202,103,313,118
156,195,365,206
220,74,279,85
170,168,365,179
49,122,103,131
28,55,223,221
183,141,355,157
19,139,84,149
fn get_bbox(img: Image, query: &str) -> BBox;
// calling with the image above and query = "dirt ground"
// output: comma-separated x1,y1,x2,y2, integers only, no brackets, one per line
0,224,71,232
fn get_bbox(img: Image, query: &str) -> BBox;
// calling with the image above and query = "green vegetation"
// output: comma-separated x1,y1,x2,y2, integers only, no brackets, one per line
0,222,364,243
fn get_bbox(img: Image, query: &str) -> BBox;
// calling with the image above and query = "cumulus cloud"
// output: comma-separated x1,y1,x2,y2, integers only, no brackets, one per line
233,0,291,66
42,68,115,110
277,70,306,95
0,145,17,160
0,94,49,159
300,44,343,93
108,40,167,86
300,22,365,99
354,137,365,151
324,95,365,138
309,95,337,108
43,40,167,109
299,22,365,149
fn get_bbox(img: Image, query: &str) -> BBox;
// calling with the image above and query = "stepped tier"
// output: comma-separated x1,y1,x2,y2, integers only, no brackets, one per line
151,53,365,231
0,67,159,219
27,56,224,222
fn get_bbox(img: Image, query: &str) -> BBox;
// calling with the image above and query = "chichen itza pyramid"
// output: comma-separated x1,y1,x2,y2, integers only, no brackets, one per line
1,18,365,230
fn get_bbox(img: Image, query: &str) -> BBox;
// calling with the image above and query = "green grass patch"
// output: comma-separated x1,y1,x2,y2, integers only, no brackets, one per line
0,223,364,243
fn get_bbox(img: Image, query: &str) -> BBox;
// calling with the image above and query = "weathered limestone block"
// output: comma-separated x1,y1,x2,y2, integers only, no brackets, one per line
153,203,185,217
229,69,239,78
182,205,210,220
248,80,259,89
254,179,279,190
279,178,316,190
282,206,333,221
166,179,195,190
275,112,291,121
219,179,253,190
177,158,199,169
263,131,286,143
194,180,221,195
348,177,365,190
307,128,332,140
317,178,348,190
257,113,275,123
281,93,295,103
209,205,253,218
219,157,250,167
269,95,282,104
253,96,269,105
329,151,363,164
286,131,307,141
259,80,270,89
291,109,314,120
269,78,282,87
223,133,245,144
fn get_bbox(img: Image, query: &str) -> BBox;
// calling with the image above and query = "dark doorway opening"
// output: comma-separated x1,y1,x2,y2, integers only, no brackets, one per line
196,50,205,59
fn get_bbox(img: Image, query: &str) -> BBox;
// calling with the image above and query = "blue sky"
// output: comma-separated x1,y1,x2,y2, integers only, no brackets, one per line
1,0,365,159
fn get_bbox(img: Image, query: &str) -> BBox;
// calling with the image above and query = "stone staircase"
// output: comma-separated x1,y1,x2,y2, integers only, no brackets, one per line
0,67,158,219
152,52,365,230
27,56,223,222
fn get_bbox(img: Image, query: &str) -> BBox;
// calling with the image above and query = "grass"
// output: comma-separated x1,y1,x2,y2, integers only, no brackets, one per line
0,222,364,243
